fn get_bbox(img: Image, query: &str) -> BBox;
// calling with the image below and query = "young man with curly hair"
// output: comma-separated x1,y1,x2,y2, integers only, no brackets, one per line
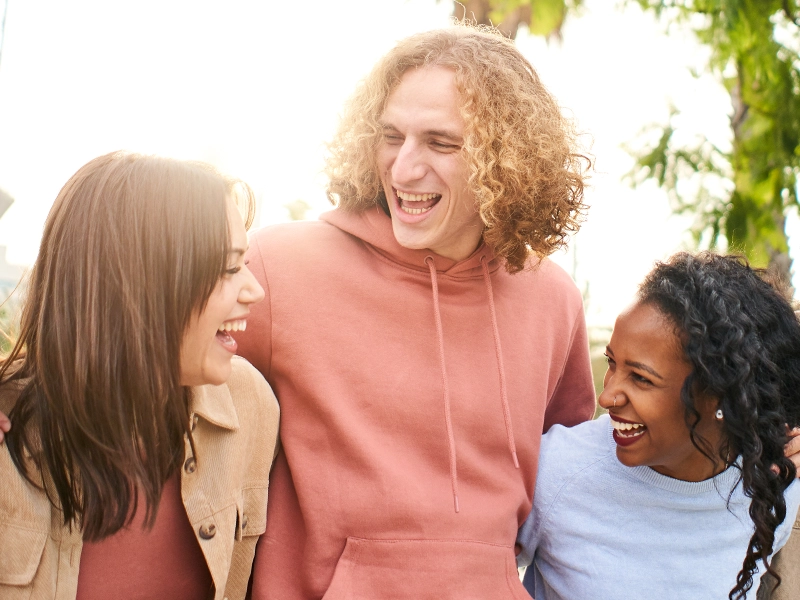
237,25,596,599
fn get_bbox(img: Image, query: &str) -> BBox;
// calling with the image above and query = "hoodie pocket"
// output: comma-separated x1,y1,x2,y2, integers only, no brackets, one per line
321,537,529,600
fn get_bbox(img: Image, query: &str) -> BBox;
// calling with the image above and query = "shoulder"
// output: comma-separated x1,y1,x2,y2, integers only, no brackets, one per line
539,416,612,473
500,256,584,315
0,376,26,415
247,220,362,279
535,417,616,504
226,357,280,422
249,220,348,252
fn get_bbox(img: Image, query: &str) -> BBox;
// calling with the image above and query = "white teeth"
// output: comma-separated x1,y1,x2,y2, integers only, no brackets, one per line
400,205,433,215
611,420,645,432
612,418,647,439
396,191,440,202
219,319,247,333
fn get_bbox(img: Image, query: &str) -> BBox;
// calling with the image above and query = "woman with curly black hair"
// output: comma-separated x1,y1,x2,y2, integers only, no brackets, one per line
517,252,800,600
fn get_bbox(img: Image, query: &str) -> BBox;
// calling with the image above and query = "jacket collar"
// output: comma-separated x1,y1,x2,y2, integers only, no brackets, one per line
190,381,240,431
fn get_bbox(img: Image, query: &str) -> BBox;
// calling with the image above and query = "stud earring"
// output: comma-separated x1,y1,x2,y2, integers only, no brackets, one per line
715,409,724,420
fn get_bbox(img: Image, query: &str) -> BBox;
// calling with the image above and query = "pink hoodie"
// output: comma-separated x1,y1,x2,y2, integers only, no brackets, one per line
237,207,595,599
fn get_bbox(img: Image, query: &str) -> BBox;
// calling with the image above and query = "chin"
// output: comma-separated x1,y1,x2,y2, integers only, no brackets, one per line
198,361,233,387
615,450,643,468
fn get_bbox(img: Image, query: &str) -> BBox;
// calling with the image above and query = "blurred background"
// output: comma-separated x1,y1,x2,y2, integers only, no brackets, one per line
1,0,798,394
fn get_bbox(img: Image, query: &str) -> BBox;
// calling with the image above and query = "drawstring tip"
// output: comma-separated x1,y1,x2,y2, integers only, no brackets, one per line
512,450,520,469
454,495,460,513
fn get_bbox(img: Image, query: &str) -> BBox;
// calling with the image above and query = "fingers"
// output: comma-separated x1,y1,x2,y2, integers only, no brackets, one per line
784,427,800,478
785,427,800,457
0,411,9,445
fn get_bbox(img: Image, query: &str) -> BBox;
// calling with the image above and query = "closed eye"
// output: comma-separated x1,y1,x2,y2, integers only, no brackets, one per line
631,372,654,386
431,141,460,152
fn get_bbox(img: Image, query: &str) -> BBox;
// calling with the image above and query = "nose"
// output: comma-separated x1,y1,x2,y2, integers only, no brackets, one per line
391,139,427,184
240,264,265,306
598,385,625,411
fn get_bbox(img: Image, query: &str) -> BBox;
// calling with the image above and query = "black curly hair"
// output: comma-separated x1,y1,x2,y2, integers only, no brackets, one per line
638,252,800,599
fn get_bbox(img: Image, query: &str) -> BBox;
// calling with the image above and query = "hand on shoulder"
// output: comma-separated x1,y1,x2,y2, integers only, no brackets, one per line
0,410,9,444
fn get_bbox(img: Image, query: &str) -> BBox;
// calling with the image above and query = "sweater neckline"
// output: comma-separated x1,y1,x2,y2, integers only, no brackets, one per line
599,414,741,495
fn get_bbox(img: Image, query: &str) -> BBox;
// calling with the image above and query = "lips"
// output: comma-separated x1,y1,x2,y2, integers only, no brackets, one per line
609,414,647,447
395,189,441,216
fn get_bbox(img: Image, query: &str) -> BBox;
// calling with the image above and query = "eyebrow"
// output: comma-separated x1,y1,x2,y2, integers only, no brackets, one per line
605,346,665,381
625,360,664,380
380,122,463,143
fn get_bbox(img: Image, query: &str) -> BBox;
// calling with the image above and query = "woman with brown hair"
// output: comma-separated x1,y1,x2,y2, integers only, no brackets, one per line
0,151,279,600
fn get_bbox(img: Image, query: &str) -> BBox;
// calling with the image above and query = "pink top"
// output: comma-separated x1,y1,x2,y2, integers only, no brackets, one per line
76,469,213,600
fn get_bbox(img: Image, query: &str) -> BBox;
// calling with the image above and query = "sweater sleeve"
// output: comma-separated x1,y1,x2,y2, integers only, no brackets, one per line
542,306,596,432
517,427,565,597
234,232,273,381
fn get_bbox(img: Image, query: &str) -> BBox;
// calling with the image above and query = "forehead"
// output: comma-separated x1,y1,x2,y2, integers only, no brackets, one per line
225,198,247,245
381,66,464,130
612,302,685,362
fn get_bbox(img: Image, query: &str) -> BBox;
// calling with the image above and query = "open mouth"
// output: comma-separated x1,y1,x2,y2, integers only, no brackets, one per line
215,319,247,352
610,415,647,445
395,189,441,215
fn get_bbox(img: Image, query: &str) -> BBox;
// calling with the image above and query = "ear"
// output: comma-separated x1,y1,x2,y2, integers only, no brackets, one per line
693,388,725,431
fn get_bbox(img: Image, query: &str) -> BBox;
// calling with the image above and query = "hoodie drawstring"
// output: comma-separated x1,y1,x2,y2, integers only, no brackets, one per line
425,256,460,514
480,256,520,469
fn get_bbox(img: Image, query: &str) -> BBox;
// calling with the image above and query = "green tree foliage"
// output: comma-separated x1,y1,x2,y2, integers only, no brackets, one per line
627,1,800,282
449,0,584,39
469,0,800,282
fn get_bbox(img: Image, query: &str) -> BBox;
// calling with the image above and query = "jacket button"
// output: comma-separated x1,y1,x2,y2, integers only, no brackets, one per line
199,523,216,539
183,457,197,474
241,514,248,530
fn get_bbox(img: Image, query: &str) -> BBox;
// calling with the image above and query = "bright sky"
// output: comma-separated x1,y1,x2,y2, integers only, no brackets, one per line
0,0,796,329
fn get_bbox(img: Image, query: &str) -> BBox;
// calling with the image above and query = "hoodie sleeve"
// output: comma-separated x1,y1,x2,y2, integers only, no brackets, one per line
542,307,595,432
233,231,273,381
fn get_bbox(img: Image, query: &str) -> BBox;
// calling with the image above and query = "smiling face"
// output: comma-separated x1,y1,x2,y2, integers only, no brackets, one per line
376,66,485,262
598,301,724,482
178,199,264,387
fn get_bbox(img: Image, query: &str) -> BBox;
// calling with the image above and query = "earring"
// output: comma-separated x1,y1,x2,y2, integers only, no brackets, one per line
715,409,723,420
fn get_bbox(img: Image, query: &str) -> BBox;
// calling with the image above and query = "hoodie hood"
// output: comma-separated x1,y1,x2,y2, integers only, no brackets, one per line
320,206,503,277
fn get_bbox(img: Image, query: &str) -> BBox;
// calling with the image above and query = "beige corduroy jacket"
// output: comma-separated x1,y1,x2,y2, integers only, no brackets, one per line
0,356,279,600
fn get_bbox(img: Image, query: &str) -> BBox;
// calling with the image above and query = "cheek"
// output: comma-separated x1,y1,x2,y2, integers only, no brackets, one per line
376,146,395,173
653,398,691,439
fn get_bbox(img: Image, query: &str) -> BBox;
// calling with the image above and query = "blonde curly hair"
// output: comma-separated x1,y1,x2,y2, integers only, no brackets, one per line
326,24,591,273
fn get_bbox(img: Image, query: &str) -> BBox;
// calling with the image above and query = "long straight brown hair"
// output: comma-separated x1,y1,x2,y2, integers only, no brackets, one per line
2,151,254,541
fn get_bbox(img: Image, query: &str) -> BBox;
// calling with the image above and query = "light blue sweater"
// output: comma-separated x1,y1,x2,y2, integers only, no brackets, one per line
517,415,800,600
